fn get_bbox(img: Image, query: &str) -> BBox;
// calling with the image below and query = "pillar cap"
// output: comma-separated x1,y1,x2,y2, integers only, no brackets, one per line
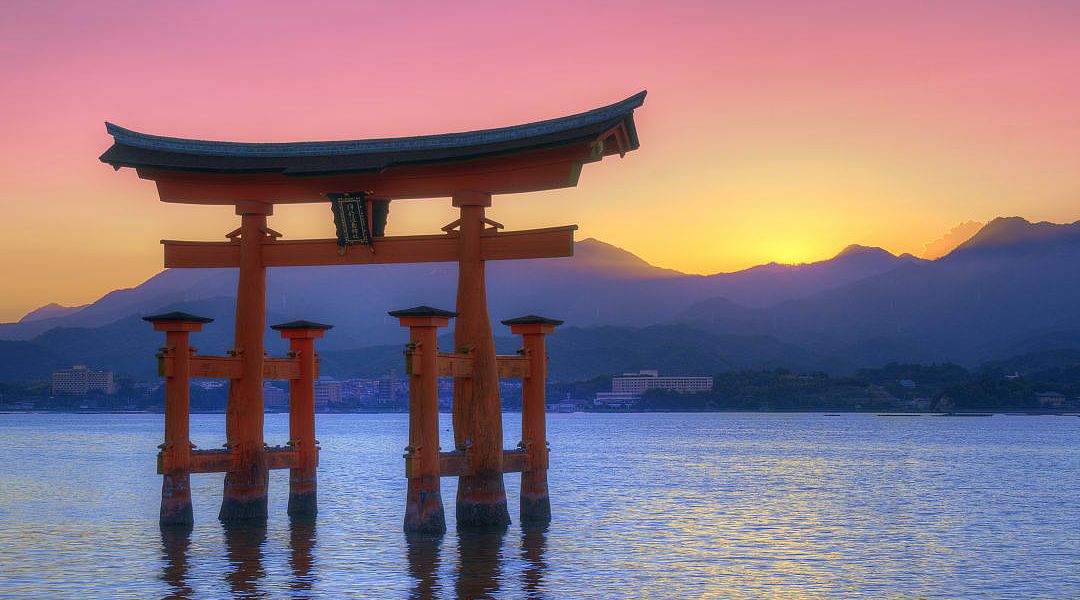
500,315,564,326
271,320,334,331
388,306,458,318
143,311,214,323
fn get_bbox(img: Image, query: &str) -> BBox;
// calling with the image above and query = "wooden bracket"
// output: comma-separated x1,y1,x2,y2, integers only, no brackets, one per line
225,226,281,240
159,355,316,380
158,446,309,475
435,352,473,377
408,352,530,379
415,448,530,478
163,225,578,268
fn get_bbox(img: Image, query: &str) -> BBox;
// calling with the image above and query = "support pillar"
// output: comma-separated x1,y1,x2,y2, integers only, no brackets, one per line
272,320,333,517
391,306,455,534
503,315,562,524
221,201,272,521
144,311,214,527
451,191,510,530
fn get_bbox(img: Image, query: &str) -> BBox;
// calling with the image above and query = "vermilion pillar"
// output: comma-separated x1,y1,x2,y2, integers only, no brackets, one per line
392,306,456,534
272,320,332,516
221,201,271,521
503,315,562,524
144,311,214,527
451,191,510,530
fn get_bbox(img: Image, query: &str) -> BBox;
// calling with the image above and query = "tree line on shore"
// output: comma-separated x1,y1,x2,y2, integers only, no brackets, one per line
549,353,1080,412
4,350,1080,413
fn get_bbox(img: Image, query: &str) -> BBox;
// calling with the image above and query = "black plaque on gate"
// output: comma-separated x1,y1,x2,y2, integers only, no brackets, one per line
328,192,372,250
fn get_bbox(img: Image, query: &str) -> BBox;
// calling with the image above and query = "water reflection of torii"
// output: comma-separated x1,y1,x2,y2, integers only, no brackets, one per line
103,92,645,532
404,526,550,599
160,518,316,598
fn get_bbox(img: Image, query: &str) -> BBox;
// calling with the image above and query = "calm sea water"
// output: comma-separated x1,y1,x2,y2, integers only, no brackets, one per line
0,412,1077,599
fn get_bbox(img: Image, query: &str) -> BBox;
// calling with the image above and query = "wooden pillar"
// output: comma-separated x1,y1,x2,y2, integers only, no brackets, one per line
221,201,271,521
451,191,510,530
273,320,332,516
392,306,455,534
144,312,213,527
503,315,562,524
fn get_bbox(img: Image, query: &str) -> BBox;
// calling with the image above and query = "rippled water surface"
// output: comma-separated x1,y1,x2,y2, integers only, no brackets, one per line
0,412,1077,598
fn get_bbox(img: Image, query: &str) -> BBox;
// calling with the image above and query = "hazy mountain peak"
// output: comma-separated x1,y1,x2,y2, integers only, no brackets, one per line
572,238,684,278
834,244,895,260
952,216,1080,254
18,302,85,323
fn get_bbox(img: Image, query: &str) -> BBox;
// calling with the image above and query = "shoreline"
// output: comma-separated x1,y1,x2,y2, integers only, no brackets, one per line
2,408,1078,416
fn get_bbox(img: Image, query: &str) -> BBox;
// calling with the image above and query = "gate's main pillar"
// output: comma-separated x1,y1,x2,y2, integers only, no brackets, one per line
273,320,332,517
145,312,213,527
503,315,561,524
221,201,271,521
451,191,511,530
393,306,455,534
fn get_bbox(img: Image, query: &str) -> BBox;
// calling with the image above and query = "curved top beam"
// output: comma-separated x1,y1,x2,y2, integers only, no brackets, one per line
100,91,645,177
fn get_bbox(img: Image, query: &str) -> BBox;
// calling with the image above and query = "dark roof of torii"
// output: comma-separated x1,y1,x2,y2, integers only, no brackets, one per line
99,91,646,176
500,315,564,326
270,320,334,331
387,306,458,318
142,311,214,323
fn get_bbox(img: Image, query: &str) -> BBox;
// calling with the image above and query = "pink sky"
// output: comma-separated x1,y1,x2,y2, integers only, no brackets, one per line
2,0,1080,320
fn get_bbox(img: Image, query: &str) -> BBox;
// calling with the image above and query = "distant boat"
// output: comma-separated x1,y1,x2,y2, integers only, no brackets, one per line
934,412,993,417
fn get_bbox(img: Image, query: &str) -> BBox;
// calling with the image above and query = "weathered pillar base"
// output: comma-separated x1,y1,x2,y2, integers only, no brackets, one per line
219,495,268,521
287,470,317,517
520,473,551,525
219,466,269,521
405,476,447,534
160,472,194,527
457,473,511,531
287,491,317,517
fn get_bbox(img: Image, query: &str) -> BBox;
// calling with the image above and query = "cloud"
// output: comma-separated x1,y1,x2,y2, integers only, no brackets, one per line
920,220,984,259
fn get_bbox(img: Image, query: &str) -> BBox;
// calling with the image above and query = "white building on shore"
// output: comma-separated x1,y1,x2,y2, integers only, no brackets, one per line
595,370,714,407
611,370,713,395
52,365,115,396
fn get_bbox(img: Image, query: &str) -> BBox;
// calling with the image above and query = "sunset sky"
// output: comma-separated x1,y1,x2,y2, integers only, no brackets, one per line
2,0,1080,321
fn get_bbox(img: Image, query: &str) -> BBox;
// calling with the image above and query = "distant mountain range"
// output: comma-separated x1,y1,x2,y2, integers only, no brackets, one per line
5,216,1080,382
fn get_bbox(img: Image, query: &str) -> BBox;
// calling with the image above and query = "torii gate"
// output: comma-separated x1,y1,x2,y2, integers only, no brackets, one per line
102,92,645,532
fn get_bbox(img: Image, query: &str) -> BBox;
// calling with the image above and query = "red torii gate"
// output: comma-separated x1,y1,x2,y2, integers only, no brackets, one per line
102,91,645,532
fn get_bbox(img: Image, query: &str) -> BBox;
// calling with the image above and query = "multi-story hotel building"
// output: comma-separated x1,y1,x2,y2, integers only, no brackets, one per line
611,370,713,395
52,365,116,396
595,370,713,407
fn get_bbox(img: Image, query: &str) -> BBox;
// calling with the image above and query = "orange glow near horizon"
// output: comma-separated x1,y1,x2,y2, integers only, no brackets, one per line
2,1,1080,320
